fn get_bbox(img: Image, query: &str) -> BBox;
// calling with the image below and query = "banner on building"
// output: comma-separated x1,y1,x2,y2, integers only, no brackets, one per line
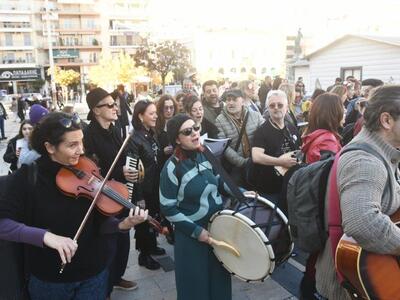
53,49,79,59
0,68,42,82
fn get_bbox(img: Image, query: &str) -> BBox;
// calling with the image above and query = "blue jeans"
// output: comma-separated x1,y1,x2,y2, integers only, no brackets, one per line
28,269,108,300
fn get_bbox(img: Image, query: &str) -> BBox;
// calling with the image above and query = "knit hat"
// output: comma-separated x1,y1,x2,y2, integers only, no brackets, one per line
86,87,110,120
167,114,192,146
29,104,49,125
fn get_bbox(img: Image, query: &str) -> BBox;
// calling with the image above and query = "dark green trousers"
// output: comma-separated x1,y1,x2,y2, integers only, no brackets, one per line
174,230,232,300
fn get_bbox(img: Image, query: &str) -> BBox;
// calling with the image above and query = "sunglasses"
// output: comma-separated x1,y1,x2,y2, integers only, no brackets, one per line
96,102,118,109
269,103,284,109
179,125,201,136
59,114,81,128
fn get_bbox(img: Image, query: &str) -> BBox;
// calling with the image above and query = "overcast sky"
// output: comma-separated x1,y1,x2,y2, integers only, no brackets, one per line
148,0,400,40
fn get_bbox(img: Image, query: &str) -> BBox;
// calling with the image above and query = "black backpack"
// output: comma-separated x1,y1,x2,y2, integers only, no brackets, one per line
286,152,335,253
286,143,391,253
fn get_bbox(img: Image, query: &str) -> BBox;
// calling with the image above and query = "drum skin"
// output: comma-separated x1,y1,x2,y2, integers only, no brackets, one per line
208,195,293,282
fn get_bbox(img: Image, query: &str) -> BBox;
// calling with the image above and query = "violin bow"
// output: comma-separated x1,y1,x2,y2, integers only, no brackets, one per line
60,129,134,273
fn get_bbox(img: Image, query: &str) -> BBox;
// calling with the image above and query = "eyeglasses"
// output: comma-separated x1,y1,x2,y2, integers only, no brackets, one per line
179,125,201,136
59,114,81,128
96,102,118,109
164,105,175,111
268,103,284,109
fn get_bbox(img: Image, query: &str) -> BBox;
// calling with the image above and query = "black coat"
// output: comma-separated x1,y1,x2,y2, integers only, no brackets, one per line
117,93,132,127
127,128,162,213
0,102,7,119
156,129,171,168
201,117,219,139
83,119,126,183
3,136,19,172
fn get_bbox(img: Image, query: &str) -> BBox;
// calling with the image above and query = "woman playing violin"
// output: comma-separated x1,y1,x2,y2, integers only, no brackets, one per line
0,112,147,300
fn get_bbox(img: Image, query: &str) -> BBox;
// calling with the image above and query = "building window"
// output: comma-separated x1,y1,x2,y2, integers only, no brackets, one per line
26,52,34,63
218,67,224,74
340,66,362,81
86,19,96,29
5,33,13,46
24,33,31,46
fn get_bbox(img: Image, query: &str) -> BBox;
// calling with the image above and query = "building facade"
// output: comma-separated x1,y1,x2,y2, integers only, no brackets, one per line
0,0,41,93
0,0,150,95
293,35,400,92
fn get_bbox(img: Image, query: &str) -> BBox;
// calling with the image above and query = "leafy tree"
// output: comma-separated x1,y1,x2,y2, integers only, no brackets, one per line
134,40,192,90
48,67,80,102
89,53,147,88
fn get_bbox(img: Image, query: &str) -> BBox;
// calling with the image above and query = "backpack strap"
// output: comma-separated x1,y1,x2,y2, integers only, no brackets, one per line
328,143,393,284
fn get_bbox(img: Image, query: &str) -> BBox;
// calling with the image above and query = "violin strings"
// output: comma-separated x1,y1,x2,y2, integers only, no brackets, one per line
68,168,135,210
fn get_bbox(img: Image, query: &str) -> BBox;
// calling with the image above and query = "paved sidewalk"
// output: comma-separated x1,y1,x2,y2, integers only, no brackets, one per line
0,101,299,300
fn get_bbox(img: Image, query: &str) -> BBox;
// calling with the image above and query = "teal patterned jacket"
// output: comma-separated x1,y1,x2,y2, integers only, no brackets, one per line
159,149,229,239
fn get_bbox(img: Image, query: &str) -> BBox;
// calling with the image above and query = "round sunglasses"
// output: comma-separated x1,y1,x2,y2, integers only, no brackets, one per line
59,114,81,128
179,125,201,136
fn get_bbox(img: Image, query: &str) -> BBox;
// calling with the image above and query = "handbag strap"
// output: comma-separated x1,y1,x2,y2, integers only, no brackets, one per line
233,111,249,152
202,146,247,203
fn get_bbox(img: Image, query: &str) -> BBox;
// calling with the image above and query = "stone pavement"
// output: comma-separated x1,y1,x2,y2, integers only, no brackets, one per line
0,100,300,300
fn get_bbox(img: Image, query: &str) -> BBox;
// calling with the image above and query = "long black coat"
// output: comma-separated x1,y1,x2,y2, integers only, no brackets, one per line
127,127,162,214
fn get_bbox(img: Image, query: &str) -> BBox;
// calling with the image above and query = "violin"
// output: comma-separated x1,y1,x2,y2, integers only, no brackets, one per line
56,156,165,234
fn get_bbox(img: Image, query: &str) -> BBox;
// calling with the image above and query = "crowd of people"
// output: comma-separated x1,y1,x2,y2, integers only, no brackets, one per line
0,74,399,300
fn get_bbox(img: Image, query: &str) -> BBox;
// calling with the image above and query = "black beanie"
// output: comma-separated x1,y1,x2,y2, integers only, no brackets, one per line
167,114,192,146
86,87,110,120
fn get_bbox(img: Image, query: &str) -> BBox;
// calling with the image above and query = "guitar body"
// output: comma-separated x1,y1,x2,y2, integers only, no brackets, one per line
336,210,400,300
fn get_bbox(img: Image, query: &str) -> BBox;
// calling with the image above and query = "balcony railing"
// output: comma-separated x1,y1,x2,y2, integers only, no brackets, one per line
0,43,32,47
1,58,35,64
1,22,32,29
50,41,101,47
0,4,31,11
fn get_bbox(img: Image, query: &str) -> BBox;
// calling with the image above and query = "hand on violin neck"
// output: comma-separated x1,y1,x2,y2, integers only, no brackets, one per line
119,206,148,230
43,232,78,265
123,166,139,183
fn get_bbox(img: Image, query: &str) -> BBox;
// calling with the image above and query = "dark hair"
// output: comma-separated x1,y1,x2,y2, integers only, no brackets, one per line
155,95,177,134
311,89,325,102
18,120,33,138
305,93,344,136
183,94,201,114
202,80,218,92
175,92,185,101
132,100,156,130
30,112,82,156
364,85,400,132
272,77,283,90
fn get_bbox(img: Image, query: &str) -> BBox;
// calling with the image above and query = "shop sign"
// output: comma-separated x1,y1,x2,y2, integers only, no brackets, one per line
53,49,79,59
0,68,41,81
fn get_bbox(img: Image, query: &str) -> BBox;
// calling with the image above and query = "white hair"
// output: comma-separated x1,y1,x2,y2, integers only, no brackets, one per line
266,89,288,106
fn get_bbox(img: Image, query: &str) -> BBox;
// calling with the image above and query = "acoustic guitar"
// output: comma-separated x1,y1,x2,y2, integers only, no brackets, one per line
335,209,400,300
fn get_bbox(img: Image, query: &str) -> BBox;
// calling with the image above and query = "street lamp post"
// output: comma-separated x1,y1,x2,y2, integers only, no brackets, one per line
45,0,56,106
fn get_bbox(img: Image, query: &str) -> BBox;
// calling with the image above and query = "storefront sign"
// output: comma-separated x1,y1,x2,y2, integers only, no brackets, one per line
0,68,41,81
53,49,79,59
